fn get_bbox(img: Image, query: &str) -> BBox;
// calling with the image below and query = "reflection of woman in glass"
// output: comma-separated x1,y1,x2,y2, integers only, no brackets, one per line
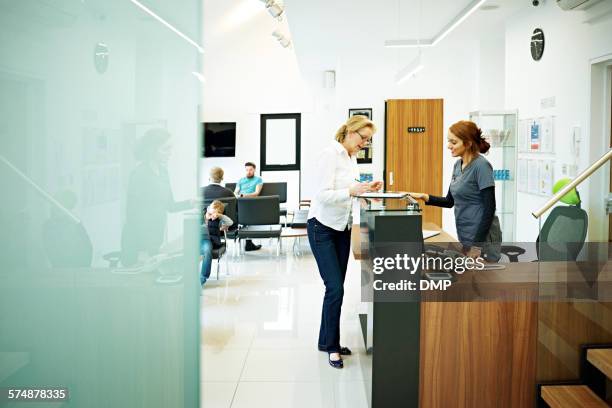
121,128,192,266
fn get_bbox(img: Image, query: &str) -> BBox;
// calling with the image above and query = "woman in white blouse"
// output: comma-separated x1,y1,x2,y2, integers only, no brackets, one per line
307,115,382,369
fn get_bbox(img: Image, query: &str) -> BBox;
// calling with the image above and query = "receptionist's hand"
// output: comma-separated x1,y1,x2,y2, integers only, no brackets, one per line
368,181,383,192
407,192,429,202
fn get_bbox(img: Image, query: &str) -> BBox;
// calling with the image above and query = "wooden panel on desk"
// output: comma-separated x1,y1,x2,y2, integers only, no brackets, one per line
385,99,443,226
419,301,538,407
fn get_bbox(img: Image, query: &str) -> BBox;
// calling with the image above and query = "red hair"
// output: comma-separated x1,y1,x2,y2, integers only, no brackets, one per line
449,120,490,154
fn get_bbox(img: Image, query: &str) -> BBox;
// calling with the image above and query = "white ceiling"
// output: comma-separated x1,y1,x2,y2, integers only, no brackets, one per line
284,0,529,70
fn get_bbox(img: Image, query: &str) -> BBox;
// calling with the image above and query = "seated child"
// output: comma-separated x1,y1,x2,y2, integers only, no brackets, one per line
200,200,233,286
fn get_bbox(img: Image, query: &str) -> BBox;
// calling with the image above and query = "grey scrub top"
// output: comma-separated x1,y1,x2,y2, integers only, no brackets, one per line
449,155,495,244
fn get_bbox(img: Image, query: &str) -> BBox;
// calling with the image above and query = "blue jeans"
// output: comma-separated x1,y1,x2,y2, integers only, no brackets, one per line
200,239,213,286
307,218,351,353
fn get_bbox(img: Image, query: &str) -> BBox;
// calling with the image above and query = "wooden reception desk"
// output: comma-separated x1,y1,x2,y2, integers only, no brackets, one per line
357,207,538,408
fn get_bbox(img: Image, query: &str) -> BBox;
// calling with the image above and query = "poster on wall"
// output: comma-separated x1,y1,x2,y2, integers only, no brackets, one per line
517,158,528,193
538,116,554,153
539,160,554,195
527,159,540,194
530,120,540,151
349,108,373,163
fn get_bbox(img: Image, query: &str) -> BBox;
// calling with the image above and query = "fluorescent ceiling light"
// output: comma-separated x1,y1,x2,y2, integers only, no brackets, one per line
384,0,487,48
130,0,205,54
191,72,206,83
395,55,424,84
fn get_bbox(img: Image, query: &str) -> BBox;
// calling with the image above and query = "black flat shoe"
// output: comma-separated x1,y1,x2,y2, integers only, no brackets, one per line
328,353,343,369
318,346,352,355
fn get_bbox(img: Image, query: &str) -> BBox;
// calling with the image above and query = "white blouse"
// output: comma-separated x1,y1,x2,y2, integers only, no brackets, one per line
308,141,359,231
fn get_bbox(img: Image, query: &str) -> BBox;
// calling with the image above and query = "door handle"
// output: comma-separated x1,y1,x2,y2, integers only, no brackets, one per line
606,193,612,215
389,171,394,186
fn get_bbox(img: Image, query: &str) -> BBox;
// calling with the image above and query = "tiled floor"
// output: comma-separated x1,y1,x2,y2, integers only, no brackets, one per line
200,238,371,408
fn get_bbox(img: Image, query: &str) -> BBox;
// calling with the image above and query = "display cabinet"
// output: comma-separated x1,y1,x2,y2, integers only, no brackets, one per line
469,110,518,241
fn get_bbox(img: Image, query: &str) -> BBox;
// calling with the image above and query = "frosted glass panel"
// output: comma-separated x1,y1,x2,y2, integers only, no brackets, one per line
266,119,297,165
0,1,201,406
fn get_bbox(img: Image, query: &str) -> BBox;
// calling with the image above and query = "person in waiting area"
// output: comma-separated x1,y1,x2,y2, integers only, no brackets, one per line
307,115,383,369
408,120,502,261
203,167,234,200
200,200,233,287
234,162,264,251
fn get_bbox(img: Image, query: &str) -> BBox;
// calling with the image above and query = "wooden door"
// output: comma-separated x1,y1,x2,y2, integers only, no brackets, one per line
385,99,444,226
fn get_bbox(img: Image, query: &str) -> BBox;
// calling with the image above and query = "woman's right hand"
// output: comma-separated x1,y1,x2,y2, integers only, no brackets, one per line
407,192,429,202
349,183,370,197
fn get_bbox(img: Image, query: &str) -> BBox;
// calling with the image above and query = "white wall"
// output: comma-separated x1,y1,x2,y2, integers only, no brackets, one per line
200,0,308,189
505,1,612,241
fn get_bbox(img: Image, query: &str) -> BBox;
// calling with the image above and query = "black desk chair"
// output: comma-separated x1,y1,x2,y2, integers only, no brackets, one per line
501,205,588,262
203,197,237,276
225,182,236,193
237,195,282,256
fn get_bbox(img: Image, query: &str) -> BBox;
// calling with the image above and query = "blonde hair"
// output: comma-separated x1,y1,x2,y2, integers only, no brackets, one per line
209,166,224,183
209,200,225,214
335,115,377,143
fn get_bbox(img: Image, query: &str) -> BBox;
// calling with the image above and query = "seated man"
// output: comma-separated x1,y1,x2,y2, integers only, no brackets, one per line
234,161,263,251
203,166,234,200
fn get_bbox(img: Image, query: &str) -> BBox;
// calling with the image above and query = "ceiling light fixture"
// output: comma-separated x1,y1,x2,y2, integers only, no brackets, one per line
272,30,291,48
384,0,487,48
395,53,424,84
129,0,205,54
260,0,284,21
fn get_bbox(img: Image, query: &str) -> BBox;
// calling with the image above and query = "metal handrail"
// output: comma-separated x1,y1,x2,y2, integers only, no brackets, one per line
0,153,81,224
532,148,612,218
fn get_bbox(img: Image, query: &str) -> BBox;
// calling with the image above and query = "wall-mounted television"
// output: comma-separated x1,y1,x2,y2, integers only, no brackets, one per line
203,122,236,157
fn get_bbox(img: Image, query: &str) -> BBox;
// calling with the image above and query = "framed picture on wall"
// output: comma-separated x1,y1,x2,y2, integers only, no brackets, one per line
348,108,372,119
349,108,373,163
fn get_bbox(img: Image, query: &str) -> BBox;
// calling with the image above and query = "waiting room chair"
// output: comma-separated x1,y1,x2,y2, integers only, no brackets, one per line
501,205,588,262
236,195,282,256
260,182,288,221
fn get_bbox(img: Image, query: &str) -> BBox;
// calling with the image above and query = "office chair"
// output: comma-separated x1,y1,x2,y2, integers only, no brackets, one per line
236,195,282,256
501,205,588,262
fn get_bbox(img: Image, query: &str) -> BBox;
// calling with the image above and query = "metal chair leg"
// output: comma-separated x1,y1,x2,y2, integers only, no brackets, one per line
216,256,220,280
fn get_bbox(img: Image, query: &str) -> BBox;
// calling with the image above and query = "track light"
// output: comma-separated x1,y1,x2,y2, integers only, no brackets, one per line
260,0,284,21
272,30,291,48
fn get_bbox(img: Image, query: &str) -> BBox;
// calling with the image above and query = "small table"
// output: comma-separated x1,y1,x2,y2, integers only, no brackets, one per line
281,227,308,255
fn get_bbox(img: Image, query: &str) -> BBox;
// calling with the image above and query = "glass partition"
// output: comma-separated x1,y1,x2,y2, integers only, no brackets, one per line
0,1,201,406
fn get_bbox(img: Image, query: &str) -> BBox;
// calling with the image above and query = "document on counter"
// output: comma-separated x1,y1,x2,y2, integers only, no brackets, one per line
357,192,408,198
422,230,440,240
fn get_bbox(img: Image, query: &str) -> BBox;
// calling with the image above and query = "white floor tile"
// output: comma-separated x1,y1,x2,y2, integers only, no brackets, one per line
231,381,334,408
201,347,248,382
199,247,369,406
201,382,237,408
